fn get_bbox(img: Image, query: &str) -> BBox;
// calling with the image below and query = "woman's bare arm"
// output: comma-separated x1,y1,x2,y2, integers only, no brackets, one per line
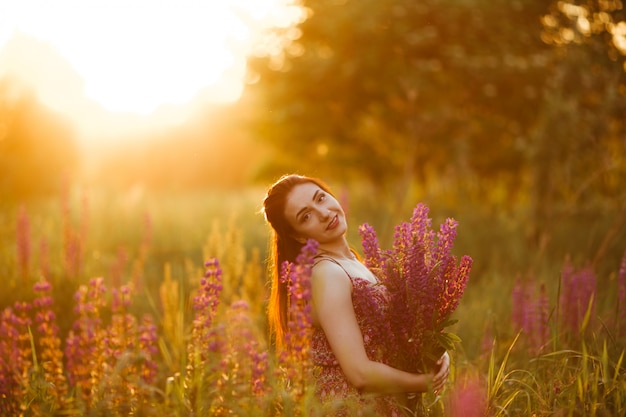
310,261,447,394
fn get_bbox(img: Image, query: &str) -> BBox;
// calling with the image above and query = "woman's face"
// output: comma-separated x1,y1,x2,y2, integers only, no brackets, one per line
283,182,347,244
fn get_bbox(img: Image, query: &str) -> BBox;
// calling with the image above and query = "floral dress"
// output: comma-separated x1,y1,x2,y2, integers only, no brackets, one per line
310,257,408,416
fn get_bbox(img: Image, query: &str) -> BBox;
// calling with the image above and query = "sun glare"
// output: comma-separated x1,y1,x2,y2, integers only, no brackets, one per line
0,0,303,139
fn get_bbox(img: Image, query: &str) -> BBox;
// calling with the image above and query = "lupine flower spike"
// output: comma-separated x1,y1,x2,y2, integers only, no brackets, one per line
278,239,318,401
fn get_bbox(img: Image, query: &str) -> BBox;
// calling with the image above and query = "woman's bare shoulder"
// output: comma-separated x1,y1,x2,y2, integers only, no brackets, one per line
311,259,351,285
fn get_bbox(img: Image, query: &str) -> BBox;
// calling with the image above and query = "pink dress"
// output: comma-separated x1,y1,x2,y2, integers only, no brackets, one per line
310,257,407,416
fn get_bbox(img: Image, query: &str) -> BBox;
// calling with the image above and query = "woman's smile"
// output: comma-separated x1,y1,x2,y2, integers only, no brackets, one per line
327,215,339,230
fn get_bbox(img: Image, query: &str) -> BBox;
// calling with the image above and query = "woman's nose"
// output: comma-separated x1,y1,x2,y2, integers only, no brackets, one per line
318,209,330,220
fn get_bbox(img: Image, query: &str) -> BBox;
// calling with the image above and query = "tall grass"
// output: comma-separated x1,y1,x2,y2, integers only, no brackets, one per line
1,186,624,416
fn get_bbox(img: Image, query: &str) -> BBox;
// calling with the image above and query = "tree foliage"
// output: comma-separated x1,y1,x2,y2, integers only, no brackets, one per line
246,0,625,222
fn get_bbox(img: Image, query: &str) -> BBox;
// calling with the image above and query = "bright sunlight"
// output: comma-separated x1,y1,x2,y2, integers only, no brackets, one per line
0,0,305,140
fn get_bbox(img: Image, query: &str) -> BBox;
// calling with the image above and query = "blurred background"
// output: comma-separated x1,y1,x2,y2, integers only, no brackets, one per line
1,0,625,319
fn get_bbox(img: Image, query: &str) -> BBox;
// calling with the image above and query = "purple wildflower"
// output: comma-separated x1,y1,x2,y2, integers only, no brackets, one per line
533,284,550,354
361,203,472,372
278,239,318,398
111,283,133,313
0,306,28,415
65,278,106,403
225,300,270,399
0,301,34,413
32,279,69,407
559,258,596,334
106,284,138,361
358,223,383,270
512,277,551,355
137,314,159,384
187,258,225,385
193,258,223,331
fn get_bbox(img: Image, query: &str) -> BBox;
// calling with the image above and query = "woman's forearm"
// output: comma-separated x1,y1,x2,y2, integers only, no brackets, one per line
349,360,433,394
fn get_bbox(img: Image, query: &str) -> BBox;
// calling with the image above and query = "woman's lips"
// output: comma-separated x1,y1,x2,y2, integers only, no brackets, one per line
327,215,339,230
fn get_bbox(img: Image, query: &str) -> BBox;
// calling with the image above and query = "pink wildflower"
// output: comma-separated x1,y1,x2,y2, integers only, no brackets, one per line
512,277,551,355
446,373,488,417
559,258,596,334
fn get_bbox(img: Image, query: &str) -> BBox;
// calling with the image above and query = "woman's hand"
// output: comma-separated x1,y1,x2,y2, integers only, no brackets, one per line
431,351,450,395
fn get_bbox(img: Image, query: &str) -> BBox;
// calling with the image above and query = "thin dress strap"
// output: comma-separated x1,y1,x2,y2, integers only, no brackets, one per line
313,255,354,281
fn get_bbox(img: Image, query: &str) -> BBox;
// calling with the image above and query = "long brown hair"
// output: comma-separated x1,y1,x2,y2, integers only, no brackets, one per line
262,174,333,347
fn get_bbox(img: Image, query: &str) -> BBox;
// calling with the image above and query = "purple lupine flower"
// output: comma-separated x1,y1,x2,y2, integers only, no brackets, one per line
405,235,431,359
434,218,458,268
410,204,435,269
441,255,472,319
358,223,383,270
1,301,34,411
0,307,24,414
194,258,223,329
392,221,411,262
137,314,159,383
16,205,31,280
559,259,596,334
410,203,432,243
106,284,138,360
225,300,269,398
33,279,68,406
65,278,106,401
361,203,472,373
512,277,551,355
111,284,133,313
278,239,318,398
533,284,550,354
188,257,225,382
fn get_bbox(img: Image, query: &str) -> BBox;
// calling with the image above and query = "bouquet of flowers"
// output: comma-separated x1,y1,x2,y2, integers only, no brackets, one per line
359,203,472,374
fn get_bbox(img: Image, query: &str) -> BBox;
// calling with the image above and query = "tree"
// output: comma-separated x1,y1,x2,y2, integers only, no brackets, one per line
245,0,625,257
246,0,553,198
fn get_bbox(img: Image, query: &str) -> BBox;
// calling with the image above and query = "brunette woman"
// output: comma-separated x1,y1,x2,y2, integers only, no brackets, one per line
262,174,449,415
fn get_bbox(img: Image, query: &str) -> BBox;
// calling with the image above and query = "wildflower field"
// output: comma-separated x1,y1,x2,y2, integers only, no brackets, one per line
1,185,625,417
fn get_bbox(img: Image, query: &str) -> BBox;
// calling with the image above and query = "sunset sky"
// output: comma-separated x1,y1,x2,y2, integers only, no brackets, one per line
0,0,305,142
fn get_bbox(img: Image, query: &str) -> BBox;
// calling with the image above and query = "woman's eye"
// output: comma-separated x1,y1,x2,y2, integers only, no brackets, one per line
302,213,310,222
318,193,326,202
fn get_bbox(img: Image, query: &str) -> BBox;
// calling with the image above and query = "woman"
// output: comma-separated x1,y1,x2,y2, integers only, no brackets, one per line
262,174,450,415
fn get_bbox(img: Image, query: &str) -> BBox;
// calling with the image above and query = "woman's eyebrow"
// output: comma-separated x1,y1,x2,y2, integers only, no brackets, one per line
296,189,320,220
